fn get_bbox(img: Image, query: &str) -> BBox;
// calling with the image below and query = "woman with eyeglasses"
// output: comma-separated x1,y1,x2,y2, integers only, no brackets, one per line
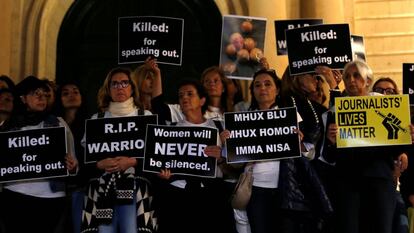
326,60,414,233
81,67,157,233
372,77,410,233
0,75,78,233
372,77,399,95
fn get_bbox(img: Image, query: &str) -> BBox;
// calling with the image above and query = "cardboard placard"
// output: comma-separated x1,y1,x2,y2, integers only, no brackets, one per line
118,16,184,65
335,95,411,148
144,125,218,178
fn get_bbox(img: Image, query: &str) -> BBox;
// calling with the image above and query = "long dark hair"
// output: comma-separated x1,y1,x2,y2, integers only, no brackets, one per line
53,80,89,123
249,68,282,110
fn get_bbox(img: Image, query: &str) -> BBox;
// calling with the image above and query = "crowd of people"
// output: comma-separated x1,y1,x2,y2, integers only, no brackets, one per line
0,56,414,233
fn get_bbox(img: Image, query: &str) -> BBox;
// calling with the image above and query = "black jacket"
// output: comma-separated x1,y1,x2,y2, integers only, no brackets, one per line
279,157,333,217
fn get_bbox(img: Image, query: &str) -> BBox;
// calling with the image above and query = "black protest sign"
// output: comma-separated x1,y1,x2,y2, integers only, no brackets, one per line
84,115,158,163
286,24,352,75
403,63,414,105
144,125,218,178
118,16,184,65
274,19,323,55
0,127,68,183
224,107,301,163
351,35,366,62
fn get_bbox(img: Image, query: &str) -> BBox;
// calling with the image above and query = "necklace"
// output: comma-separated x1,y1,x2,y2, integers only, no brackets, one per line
291,96,320,124
307,98,320,124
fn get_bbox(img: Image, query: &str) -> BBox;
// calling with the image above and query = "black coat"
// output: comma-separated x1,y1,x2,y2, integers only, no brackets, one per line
278,156,333,217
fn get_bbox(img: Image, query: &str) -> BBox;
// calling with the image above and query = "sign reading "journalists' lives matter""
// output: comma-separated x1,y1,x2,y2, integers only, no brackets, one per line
0,127,68,183
118,16,184,65
335,95,412,148
143,125,218,178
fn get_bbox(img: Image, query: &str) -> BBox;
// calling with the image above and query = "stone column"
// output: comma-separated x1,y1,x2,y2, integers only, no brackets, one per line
300,0,345,24
247,0,289,78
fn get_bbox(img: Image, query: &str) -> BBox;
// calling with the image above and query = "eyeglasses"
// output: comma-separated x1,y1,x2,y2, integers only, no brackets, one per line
110,80,130,89
28,89,48,99
373,87,396,95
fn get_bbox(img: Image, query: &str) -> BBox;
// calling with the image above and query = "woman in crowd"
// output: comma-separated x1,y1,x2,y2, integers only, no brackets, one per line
151,72,223,233
244,68,286,233
54,81,90,233
42,78,57,112
132,62,155,111
326,60,414,233
0,75,78,233
372,77,409,233
149,57,244,232
225,77,249,112
281,67,330,160
220,68,332,233
281,66,341,233
0,88,14,126
81,67,157,233
0,75,15,91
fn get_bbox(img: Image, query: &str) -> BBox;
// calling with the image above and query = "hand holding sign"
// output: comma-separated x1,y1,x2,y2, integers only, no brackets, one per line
65,154,78,172
204,145,222,159
381,112,402,139
97,156,137,173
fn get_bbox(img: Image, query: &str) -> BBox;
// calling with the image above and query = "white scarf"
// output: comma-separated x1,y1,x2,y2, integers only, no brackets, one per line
108,97,137,117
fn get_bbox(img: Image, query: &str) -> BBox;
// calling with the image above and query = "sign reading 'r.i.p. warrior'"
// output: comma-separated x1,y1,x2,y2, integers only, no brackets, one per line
84,115,157,163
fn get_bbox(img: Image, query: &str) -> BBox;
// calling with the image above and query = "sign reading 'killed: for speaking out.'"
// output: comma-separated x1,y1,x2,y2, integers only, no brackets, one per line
286,23,352,75
335,95,412,148
118,16,184,65
403,63,414,105
0,127,68,183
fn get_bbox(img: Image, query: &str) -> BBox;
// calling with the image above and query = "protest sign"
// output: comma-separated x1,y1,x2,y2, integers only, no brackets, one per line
274,19,323,55
84,115,157,163
403,63,414,105
220,15,266,80
224,107,301,163
335,95,411,148
0,127,68,183
286,24,352,75
144,125,217,178
351,35,366,62
118,16,184,65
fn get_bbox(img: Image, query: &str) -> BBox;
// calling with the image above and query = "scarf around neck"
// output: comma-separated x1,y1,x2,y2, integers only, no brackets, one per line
108,97,137,116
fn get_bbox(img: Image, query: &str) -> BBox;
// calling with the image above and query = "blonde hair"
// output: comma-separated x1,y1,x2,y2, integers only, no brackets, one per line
132,64,155,95
97,67,142,112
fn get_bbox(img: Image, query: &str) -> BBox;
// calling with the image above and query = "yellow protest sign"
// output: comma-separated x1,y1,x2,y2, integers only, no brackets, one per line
335,94,411,148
